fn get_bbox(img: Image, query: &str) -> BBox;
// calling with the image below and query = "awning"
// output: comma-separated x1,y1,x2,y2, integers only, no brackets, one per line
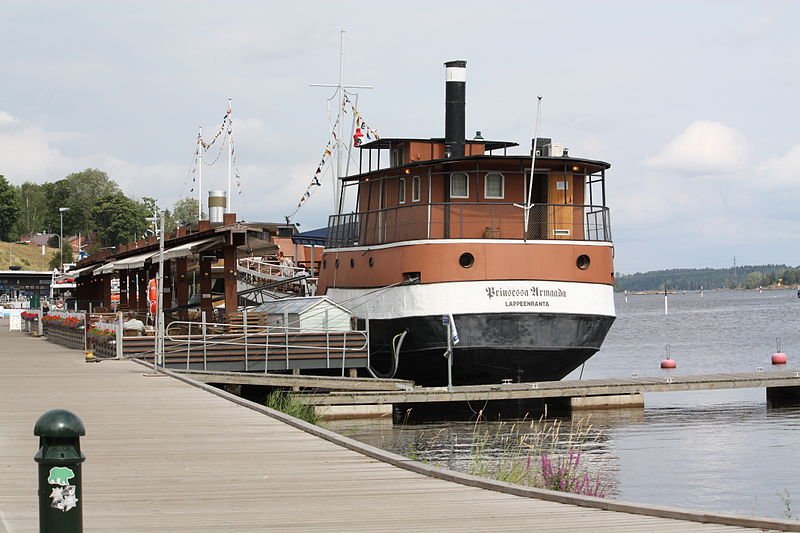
161,236,223,261
94,250,155,276
55,264,97,282
92,237,224,275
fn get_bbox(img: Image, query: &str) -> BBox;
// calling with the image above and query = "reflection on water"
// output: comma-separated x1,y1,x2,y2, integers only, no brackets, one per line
333,290,800,519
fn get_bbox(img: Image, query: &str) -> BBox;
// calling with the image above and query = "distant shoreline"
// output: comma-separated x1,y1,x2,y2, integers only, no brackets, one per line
617,286,799,295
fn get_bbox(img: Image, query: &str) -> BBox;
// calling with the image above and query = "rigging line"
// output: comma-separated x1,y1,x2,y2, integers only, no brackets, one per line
203,128,230,167
202,112,231,151
181,148,201,197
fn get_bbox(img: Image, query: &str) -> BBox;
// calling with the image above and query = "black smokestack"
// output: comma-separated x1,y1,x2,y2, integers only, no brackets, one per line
444,60,466,158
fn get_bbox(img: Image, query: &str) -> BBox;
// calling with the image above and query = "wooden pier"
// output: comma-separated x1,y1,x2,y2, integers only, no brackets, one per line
299,370,800,412
2,322,798,531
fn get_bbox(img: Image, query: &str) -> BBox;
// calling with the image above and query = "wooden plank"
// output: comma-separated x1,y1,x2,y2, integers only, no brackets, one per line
1,323,784,531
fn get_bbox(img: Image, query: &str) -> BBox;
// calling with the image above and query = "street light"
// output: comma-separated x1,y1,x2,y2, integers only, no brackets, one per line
58,207,69,272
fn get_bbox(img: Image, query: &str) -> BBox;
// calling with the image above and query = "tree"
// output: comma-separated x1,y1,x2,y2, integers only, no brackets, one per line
744,271,764,290
0,175,22,241
43,169,121,237
171,197,203,229
13,181,47,239
48,242,74,270
91,193,149,247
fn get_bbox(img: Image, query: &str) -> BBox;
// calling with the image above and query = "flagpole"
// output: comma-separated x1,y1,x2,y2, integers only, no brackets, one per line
447,320,453,391
197,125,203,221
227,98,233,214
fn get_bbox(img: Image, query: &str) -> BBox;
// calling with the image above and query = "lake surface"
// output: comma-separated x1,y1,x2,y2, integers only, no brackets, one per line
333,289,800,519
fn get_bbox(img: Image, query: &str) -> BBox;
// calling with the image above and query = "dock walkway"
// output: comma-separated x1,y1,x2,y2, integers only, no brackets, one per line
0,322,794,531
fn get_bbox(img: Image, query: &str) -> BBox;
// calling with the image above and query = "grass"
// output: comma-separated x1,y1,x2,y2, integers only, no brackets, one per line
265,389,322,426
400,412,613,498
1,241,59,271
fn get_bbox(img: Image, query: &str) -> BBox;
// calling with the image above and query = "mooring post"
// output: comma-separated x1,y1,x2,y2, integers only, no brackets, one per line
34,409,86,532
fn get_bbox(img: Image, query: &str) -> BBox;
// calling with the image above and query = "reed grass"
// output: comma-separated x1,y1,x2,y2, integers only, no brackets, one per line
400,412,612,498
265,389,322,426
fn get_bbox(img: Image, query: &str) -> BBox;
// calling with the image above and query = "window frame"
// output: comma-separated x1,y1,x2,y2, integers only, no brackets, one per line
398,177,406,204
484,172,505,199
450,172,469,199
412,176,421,202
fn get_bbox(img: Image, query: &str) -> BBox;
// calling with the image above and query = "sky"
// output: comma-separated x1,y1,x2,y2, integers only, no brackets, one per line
1,1,799,274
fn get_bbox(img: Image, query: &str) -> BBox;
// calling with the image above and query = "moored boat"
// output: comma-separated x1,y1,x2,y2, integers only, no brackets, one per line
317,60,615,385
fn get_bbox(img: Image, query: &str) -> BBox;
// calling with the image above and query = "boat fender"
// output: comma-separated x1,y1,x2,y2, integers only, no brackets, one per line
772,337,787,365
660,343,677,369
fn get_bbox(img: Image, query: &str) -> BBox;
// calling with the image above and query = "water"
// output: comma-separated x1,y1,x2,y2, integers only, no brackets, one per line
333,289,800,519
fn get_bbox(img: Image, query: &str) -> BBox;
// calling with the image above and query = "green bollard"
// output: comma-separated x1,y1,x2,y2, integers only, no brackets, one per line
34,409,86,533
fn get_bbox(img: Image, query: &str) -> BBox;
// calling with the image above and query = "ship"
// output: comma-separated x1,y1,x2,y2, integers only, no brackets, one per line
316,60,615,386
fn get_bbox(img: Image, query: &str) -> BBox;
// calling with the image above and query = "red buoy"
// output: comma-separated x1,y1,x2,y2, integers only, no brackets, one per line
661,344,677,369
772,337,787,365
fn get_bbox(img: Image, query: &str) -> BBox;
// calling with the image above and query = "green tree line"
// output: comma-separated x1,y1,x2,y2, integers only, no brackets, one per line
0,170,203,268
615,264,800,292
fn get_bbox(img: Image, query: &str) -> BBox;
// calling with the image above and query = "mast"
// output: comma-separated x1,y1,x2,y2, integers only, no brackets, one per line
336,31,345,213
524,96,543,240
310,30,372,214
197,125,203,220
227,98,233,213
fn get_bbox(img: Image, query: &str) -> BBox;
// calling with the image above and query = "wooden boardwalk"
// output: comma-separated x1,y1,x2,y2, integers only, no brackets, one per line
1,323,795,532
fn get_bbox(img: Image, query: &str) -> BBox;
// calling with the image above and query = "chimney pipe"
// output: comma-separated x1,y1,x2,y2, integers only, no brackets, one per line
208,190,227,224
444,60,466,159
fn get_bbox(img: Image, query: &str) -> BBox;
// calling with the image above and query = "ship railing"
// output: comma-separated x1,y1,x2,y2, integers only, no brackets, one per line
326,203,611,247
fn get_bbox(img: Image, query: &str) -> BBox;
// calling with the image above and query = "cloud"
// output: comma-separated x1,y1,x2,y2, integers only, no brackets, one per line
645,121,749,175
755,144,800,190
0,110,20,127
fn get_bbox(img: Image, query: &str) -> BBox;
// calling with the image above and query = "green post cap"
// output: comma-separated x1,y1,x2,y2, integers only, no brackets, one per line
34,409,86,438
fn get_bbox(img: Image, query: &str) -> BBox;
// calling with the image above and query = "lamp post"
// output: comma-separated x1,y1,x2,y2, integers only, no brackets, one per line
58,207,70,272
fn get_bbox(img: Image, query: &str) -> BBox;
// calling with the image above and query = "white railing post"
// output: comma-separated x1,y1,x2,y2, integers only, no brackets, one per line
284,323,289,370
243,309,249,371
115,314,123,359
264,325,270,374
341,331,346,377
201,311,207,371
186,320,192,368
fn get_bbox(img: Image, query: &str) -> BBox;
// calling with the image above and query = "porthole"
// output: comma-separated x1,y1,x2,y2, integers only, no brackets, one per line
335,259,340,269
577,254,591,270
369,257,374,267
459,252,475,268
350,258,355,268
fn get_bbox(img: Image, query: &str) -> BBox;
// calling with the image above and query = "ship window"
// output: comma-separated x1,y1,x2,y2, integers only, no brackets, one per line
459,252,475,268
450,172,469,198
412,176,421,202
577,254,591,270
398,177,406,204
484,172,504,199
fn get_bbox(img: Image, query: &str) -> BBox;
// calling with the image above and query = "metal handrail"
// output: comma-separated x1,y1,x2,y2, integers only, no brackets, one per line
326,202,611,247
162,319,368,372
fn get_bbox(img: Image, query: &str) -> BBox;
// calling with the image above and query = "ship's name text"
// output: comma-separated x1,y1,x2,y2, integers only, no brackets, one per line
485,286,567,300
